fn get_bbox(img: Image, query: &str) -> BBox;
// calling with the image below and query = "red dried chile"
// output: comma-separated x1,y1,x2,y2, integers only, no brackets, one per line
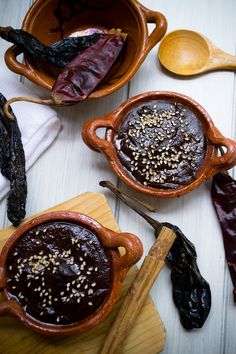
211,171,236,301
52,33,126,105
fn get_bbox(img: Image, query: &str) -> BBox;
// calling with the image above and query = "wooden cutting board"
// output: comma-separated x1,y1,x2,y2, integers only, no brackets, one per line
0,192,165,354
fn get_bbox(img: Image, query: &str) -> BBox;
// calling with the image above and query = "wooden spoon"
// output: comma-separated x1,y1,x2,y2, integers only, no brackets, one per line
158,29,236,75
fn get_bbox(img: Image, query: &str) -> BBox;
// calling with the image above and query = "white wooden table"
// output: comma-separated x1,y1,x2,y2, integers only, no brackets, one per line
0,1,235,353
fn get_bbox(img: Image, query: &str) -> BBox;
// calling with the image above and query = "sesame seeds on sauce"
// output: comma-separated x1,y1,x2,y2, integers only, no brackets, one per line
115,100,207,189
6,221,112,325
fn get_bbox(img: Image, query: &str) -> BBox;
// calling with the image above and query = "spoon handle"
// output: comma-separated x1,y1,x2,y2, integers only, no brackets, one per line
209,48,236,70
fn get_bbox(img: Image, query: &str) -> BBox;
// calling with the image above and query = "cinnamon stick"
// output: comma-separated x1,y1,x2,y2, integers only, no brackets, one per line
99,226,176,354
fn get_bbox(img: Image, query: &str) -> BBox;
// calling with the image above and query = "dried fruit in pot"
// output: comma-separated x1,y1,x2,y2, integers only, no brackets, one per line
0,26,103,68
3,29,127,117
211,171,236,301
0,93,27,226
100,180,211,330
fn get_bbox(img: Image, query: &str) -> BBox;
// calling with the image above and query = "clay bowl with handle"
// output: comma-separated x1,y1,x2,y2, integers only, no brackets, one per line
82,91,236,198
0,211,143,336
4,0,167,99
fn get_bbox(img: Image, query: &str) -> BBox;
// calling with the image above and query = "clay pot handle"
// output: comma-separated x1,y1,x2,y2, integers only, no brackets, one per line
0,265,23,320
138,3,167,55
208,128,236,170
101,228,143,270
82,115,115,153
0,267,7,289
0,299,23,320
5,45,47,89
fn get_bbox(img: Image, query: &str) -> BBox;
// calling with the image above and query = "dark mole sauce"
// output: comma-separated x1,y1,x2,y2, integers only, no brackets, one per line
7,221,112,325
115,100,207,189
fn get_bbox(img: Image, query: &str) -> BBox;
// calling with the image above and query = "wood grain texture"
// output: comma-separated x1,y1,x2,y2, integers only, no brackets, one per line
0,0,235,353
0,192,165,354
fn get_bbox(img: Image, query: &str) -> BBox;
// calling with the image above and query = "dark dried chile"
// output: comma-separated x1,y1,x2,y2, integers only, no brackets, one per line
0,93,27,226
0,26,103,68
211,171,236,301
100,181,211,330
50,33,103,62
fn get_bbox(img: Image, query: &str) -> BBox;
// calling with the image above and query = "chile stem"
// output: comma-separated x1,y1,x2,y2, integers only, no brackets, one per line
3,97,55,120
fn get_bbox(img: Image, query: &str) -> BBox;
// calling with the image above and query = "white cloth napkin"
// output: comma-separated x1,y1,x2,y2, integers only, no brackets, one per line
0,68,61,200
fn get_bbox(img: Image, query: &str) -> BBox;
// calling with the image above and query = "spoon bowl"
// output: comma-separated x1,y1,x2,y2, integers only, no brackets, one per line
158,29,236,76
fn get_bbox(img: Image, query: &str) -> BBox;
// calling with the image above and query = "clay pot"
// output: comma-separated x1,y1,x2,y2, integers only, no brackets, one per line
82,91,236,198
4,0,167,98
0,211,143,335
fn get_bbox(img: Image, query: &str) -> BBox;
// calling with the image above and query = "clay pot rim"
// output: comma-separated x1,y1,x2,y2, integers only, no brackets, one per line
82,91,236,198
0,211,143,336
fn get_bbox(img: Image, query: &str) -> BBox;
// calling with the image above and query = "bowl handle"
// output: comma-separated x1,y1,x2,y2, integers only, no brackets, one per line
0,299,23,320
82,115,115,153
138,2,167,55
208,128,236,171
0,267,7,289
101,228,143,270
5,45,43,85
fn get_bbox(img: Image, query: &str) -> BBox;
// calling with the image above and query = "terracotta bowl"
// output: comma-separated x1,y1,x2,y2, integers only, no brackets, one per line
4,0,167,98
0,211,143,336
82,91,236,198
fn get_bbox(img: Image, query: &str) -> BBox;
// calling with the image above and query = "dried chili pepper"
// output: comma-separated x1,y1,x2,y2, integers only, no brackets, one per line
50,32,103,62
51,31,126,105
100,180,211,329
0,93,27,226
3,30,126,118
211,171,236,301
0,26,103,68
